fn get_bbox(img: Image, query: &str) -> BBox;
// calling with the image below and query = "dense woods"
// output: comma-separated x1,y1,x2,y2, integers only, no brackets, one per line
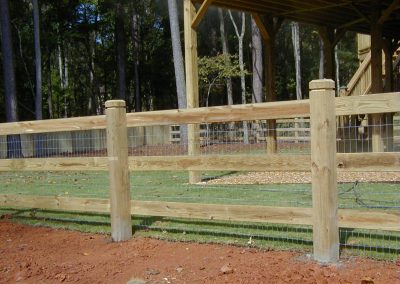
0,0,359,123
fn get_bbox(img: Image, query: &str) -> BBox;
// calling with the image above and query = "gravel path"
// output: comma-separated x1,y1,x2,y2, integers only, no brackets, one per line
207,171,400,185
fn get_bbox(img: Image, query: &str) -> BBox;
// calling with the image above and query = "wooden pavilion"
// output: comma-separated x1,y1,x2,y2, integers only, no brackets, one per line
183,0,400,183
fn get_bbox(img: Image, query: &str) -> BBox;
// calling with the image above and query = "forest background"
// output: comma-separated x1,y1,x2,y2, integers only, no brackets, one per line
0,0,358,123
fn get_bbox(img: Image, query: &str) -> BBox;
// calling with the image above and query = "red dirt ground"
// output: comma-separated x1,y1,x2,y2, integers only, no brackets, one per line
0,222,398,284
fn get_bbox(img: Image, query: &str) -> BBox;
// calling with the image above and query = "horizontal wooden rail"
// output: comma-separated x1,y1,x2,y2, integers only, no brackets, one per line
0,152,399,172
129,154,310,171
0,115,106,136
0,93,398,136
0,194,398,231
0,157,109,172
125,100,310,127
335,92,400,116
0,101,309,136
337,153,400,171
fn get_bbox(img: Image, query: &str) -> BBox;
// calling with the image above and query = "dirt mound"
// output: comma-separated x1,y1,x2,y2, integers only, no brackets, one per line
0,222,397,283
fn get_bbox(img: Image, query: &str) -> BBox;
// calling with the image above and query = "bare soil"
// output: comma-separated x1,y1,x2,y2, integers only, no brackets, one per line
0,222,398,284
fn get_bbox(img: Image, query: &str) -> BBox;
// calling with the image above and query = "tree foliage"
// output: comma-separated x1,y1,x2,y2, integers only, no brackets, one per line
0,3,360,122
198,54,244,107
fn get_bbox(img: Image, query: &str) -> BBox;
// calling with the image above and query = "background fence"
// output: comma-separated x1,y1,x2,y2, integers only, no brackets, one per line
0,81,399,262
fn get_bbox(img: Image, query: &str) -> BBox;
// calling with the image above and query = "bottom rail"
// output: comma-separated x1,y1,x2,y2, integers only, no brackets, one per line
0,194,398,231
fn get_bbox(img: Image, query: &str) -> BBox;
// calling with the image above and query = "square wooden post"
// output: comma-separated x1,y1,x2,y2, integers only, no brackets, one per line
184,0,201,183
309,79,339,263
105,100,132,242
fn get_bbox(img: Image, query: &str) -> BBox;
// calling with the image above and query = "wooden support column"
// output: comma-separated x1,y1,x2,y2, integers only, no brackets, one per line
383,39,394,151
309,79,339,263
318,27,342,81
105,100,132,242
370,2,384,152
262,16,282,154
184,0,201,183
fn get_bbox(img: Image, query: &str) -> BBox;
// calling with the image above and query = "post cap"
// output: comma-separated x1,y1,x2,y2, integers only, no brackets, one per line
105,100,126,108
309,79,335,91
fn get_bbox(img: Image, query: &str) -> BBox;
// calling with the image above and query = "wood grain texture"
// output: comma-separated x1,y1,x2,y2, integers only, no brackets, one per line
2,93,396,137
0,157,108,172
0,115,106,136
184,0,201,184
336,92,400,116
0,152,398,173
125,100,310,127
129,154,311,172
106,101,132,241
310,79,339,263
337,153,400,172
0,195,398,231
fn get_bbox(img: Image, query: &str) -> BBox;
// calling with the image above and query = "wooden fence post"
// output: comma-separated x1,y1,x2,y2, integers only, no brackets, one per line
309,79,339,263
105,100,132,242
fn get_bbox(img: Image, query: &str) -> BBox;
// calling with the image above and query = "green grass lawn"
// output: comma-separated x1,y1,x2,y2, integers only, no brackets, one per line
0,170,399,260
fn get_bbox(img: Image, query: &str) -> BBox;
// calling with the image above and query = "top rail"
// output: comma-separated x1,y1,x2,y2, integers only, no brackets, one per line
0,92,399,136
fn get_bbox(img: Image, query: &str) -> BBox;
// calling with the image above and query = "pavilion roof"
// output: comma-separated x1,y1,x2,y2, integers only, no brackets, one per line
194,0,400,38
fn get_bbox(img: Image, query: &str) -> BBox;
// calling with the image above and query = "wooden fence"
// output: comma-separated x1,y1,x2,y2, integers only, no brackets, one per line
0,79,399,263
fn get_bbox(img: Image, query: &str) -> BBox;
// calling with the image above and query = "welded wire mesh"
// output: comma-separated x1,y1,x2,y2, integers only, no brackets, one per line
336,113,400,153
0,129,107,159
1,112,399,260
127,118,311,157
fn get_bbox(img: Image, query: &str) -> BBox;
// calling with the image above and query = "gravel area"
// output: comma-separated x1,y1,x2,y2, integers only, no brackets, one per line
206,171,400,185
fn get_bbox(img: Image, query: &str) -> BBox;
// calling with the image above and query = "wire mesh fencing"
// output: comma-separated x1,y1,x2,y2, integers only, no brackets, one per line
0,113,399,260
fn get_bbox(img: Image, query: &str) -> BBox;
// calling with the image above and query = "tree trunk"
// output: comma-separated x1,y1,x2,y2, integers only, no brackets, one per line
218,9,234,140
291,22,302,101
218,9,233,106
47,56,53,119
1,0,18,123
32,0,46,157
131,10,141,112
229,11,249,144
167,0,187,144
115,1,127,101
319,37,324,79
335,45,340,94
0,0,22,158
251,17,263,104
32,0,42,120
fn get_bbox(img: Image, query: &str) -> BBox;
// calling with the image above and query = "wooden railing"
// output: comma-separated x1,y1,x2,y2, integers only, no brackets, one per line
0,80,399,262
345,51,371,97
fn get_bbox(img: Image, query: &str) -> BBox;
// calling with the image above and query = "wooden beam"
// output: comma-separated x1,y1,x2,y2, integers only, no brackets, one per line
337,152,400,171
275,2,351,17
251,13,269,41
350,3,371,24
317,27,335,80
346,51,371,92
338,18,365,29
191,0,214,29
0,115,106,136
335,92,400,116
310,79,339,263
105,100,132,241
0,152,398,173
125,100,311,127
129,154,311,172
0,157,108,172
338,209,400,231
4,91,398,136
132,201,313,226
0,195,398,231
378,0,400,25
184,0,201,184
370,3,385,152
